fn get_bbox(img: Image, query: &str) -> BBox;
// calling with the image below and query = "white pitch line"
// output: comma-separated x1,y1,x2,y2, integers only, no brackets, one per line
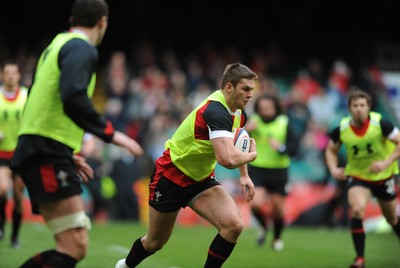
108,244,130,254
107,245,183,268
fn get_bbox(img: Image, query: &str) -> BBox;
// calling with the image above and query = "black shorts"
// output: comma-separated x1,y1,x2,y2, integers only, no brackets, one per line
248,165,288,196
16,159,83,214
149,174,220,212
348,177,397,201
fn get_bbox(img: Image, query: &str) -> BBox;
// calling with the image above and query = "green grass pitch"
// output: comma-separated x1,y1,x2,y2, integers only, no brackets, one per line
0,221,399,267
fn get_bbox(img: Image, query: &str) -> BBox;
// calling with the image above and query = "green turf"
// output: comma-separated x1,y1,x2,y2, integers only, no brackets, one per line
0,221,399,268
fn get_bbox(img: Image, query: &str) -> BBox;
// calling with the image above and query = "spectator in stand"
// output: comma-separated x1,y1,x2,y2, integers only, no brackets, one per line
108,148,153,221
285,89,312,146
291,68,320,103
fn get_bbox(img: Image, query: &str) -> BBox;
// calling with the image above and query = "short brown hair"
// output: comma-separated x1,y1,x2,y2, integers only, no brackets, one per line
347,87,372,107
221,62,258,88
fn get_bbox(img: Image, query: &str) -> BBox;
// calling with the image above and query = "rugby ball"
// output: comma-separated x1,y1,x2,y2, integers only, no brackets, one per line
233,128,250,153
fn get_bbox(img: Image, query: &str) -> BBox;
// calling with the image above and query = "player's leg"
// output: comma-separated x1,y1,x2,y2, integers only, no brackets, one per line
0,165,11,240
10,172,24,248
270,193,285,251
20,195,90,268
248,165,270,245
378,198,400,239
116,207,179,268
191,185,243,268
348,185,371,267
251,186,269,245
269,170,288,251
376,178,400,240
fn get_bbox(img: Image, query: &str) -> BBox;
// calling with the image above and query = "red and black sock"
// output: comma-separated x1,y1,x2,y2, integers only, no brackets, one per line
204,233,236,268
125,237,154,267
350,218,365,258
252,209,268,230
11,209,22,241
20,249,77,268
19,249,54,267
43,251,77,268
273,217,284,240
392,216,400,239
0,196,6,232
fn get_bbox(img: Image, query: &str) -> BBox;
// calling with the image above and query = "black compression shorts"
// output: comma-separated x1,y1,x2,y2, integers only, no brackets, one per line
248,165,289,196
148,174,220,212
348,177,397,201
16,159,83,214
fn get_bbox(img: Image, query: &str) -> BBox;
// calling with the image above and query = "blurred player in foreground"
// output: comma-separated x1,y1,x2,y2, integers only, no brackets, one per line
10,0,143,267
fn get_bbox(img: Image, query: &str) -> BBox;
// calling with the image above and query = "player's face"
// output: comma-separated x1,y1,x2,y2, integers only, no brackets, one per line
2,64,20,91
349,97,370,124
232,79,255,110
257,98,276,119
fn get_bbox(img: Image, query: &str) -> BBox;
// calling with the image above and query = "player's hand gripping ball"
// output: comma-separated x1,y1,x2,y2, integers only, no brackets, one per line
233,128,250,153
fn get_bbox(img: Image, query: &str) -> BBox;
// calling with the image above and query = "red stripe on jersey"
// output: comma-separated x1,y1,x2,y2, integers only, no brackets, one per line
351,228,365,234
0,151,14,160
239,112,246,127
154,149,214,187
2,88,20,102
350,118,370,136
40,164,58,193
104,121,114,136
194,101,211,140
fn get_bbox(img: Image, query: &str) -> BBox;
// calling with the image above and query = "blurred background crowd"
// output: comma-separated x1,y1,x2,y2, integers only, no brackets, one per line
1,0,400,229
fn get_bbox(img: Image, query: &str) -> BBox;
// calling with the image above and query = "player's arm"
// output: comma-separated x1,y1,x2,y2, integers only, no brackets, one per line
284,123,300,157
212,137,256,169
325,127,346,180
59,40,113,141
237,162,255,202
207,105,255,201
59,39,143,156
268,122,299,156
204,102,256,169
370,120,400,173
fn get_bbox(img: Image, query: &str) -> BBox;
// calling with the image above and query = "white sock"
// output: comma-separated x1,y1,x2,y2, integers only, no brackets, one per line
115,258,129,268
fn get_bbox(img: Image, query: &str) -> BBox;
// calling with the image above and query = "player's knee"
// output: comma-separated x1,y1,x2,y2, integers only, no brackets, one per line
251,202,263,211
47,211,91,260
231,220,244,236
221,218,243,240
74,234,89,260
350,205,365,218
47,211,92,235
